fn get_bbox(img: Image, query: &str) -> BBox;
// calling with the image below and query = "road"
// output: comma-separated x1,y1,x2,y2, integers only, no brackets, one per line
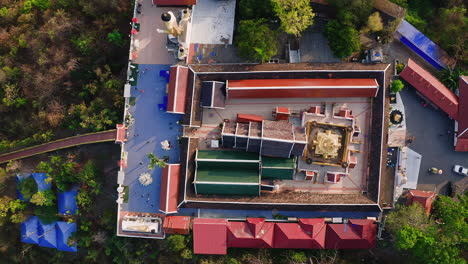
0,130,116,164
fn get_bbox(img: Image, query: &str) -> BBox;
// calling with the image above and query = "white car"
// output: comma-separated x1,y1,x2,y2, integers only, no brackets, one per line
453,165,468,176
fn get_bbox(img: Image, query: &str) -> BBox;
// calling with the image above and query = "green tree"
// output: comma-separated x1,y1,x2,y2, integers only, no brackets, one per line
432,194,468,244
167,235,186,252
35,205,59,224
180,248,193,259
391,80,405,93
18,177,38,200
438,67,467,92
366,12,383,33
78,160,101,195
107,29,124,47
30,190,56,206
147,153,166,170
330,0,375,28
272,0,315,37
235,19,278,63
324,20,360,59
238,0,275,20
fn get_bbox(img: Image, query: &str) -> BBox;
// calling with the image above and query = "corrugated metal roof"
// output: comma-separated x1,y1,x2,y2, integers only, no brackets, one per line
400,59,459,119
193,218,227,255
167,66,189,114
227,79,379,99
159,164,181,214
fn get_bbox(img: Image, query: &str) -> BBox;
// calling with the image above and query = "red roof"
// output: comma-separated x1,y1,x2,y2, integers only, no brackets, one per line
237,114,264,123
406,189,437,214
456,77,468,148
455,138,468,151
227,79,379,99
159,164,181,214
274,219,326,249
326,219,376,249
400,59,459,119
167,66,189,114
227,218,275,248
163,216,191,235
193,218,227,255
153,0,196,5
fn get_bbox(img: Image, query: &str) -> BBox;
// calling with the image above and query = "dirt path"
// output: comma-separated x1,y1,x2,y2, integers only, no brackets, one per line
0,130,116,164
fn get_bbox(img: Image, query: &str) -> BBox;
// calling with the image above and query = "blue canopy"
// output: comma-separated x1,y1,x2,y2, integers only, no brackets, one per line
38,220,57,248
56,222,78,252
396,20,452,70
57,185,78,215
32,173,52,191
21,216,38,244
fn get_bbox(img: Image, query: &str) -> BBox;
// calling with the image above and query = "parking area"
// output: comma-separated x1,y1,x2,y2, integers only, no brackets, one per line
400,88,468,193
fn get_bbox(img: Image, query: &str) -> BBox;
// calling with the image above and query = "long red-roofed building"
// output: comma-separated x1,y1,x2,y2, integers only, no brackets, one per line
406,189,437,214
159,164,181,214
274,218,326,249
456,76,468,151
167,65,189,114
400,59,459,120
226,79,379,99
325,219,376,249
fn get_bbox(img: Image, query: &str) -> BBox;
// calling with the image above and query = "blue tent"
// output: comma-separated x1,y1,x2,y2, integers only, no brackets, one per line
57,185,78,215
16,173,32,201
38,220,57,248
32,173,52,191
396,20,452,70
21,216,39,244
55,222,78,252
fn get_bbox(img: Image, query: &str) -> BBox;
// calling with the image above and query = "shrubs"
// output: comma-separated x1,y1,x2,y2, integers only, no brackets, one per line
18,177,38,200
391,80,405,93
30,190,56,207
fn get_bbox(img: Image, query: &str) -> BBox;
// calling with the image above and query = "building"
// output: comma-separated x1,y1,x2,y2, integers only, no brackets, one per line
406,189,437,214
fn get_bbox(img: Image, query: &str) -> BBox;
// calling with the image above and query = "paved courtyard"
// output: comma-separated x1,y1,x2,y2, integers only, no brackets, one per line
400,88,468,193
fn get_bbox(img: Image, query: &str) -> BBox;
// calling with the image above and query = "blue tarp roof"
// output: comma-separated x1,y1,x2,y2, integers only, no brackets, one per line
58,185,78,215
32,173,52,191
38,220,57,248
21,216,39,244
56,222,77,252
396,20,451,70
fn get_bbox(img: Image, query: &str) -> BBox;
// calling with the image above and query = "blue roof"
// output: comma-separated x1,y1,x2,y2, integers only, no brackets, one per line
396,20,451,70
21,216,39,244
123,64,182,213
16,173,32,201
32,173,52,191
38,220,57,248
58,185,78,215
55,222,77,252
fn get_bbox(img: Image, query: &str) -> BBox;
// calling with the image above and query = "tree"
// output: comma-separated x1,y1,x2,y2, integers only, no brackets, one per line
366,12,383,33
324,20,360,59
235,19,278,63
438,67,467,92
238,0,275,20
147,153,166,170
30,190,56,207
35,205,59,224
18,177,38,200
167,235,186,252
391,80,405,93
329,0,375,28
386,203,432,233
271,0,315,37
107,29,124,47
432,194,468,244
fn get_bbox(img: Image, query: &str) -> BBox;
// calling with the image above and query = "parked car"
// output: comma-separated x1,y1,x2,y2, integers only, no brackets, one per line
453,165,468,176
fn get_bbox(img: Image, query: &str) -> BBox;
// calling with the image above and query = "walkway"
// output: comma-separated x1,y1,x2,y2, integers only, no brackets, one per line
0,130,116,164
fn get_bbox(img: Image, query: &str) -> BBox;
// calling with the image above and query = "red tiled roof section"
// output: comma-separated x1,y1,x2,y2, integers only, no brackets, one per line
457,77,468,139
274,219,326,249
326,219,376,249
193,218,228,255
400,59,459,119
406,189,437,214
153,0,196,5
159,164,181,214
227,79,379,99
167,66,189,114
163,216,191,235
227,219,275,248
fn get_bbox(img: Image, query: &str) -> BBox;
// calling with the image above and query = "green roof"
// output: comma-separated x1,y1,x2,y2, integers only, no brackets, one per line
261,156,296,168
195,183,259,196
196,168,259,183
197,150,259,161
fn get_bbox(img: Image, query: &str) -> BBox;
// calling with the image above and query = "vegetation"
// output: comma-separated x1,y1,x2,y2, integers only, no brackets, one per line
386,194,467,264
36,156,78,192
390,80,405,93
438,67,467,92
30,190,56,207
365,12,383,33
324,20,361,59
271,0,315,37
0,0,130,153
235,19,278,63
18,177,37,200
237,0,275,20
147,153,167,170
